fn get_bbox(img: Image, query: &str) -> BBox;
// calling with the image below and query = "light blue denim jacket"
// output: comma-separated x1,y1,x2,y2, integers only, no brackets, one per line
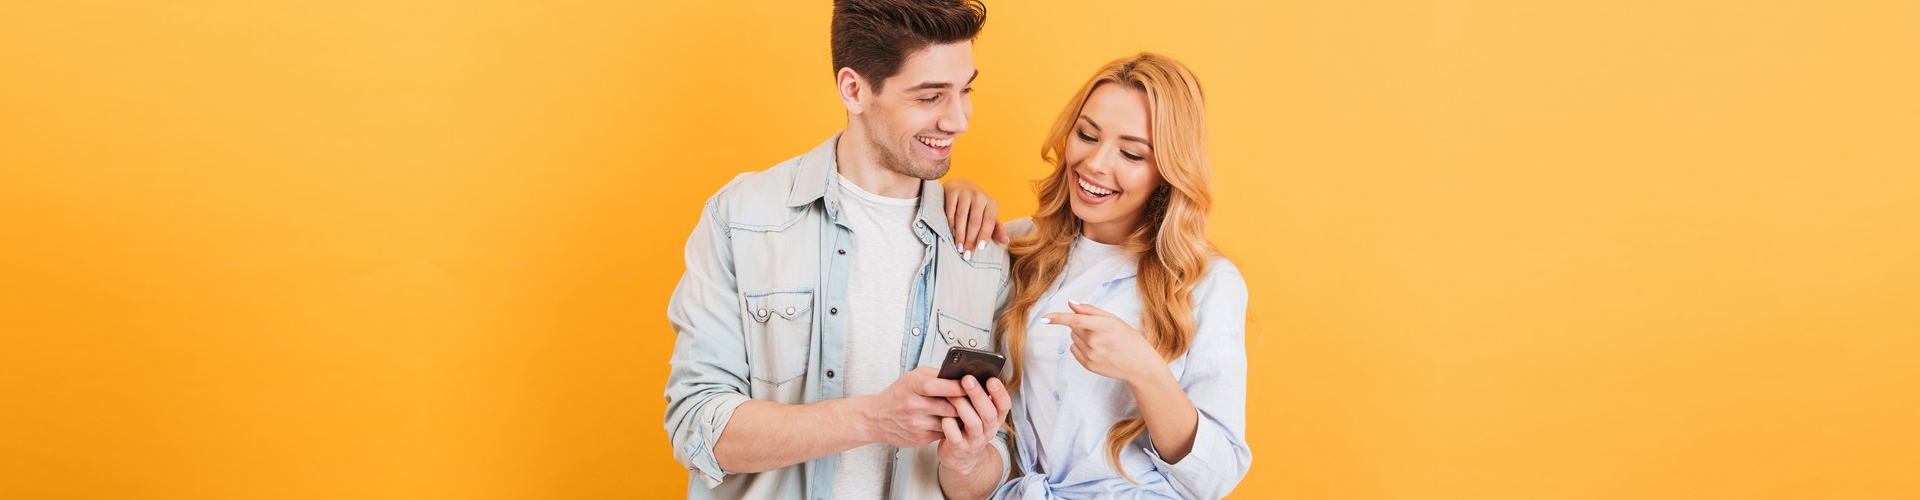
665,133,1013,499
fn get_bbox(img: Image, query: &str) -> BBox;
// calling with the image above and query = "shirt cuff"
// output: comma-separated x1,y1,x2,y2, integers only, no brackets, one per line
991,427,1013,483
1142,407,1228,487
683,392,752,488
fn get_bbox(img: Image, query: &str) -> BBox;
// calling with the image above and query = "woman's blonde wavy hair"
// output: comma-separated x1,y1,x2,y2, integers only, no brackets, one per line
994,52,1215,483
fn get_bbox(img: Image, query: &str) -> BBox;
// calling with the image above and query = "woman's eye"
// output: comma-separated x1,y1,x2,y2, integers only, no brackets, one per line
1076,131,1097,143
1121,151,1145,161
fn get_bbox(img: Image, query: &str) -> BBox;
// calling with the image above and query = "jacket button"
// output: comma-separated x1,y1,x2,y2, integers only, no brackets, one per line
969,339,979,347
785,307,797,316
911,327,921,336
756,308,768,318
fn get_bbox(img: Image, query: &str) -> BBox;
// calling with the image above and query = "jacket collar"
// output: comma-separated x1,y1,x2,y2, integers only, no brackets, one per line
788,132,955,244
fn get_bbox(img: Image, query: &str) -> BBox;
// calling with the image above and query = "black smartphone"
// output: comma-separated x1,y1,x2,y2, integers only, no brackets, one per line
937,346,1005,382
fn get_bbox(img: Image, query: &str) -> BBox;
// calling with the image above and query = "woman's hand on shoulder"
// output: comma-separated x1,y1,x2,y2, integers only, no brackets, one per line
942,178,1010,256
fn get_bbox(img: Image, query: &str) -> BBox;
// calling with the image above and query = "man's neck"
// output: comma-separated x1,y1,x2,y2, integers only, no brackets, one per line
835,132,923,199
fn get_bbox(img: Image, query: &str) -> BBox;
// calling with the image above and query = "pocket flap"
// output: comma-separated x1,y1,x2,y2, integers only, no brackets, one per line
745,289,813,322
934,311,992,349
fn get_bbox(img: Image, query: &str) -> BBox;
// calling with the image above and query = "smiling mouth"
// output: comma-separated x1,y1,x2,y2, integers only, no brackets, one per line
917,136,953,148
1077,174,1118,198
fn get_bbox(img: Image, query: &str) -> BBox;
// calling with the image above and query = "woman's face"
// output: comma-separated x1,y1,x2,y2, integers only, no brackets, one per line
1064,83,1164,244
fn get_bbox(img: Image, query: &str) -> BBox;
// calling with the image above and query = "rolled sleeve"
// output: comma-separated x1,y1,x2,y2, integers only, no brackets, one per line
1145,406,1249,500
1146,260,1252,500
677,392,751,486
663,194,755,488
992,426,1013,484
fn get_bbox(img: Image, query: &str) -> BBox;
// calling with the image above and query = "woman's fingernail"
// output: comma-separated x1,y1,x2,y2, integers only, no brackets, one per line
1040,317,1051,324
977,240,987,250
964,250,972,261
1067,299,1080,307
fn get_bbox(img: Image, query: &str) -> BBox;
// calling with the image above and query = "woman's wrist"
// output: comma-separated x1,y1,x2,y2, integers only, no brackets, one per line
1122,360,1177,392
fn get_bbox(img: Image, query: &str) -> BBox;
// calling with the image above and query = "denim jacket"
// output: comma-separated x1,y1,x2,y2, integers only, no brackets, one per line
665,133,1012,499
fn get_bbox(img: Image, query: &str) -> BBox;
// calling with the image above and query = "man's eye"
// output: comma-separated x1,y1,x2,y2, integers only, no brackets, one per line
918,96,939,103
1076,131,1097,143
1121,151,1145,161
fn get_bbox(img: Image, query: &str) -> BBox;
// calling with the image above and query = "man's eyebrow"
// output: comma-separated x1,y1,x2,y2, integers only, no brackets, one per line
905,70,980,91
1077,115,1152,148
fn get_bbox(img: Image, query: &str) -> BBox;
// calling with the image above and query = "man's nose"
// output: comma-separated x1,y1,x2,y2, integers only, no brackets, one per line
938,97,969,135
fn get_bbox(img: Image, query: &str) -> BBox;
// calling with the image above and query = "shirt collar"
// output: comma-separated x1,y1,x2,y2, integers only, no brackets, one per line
788,131,955,244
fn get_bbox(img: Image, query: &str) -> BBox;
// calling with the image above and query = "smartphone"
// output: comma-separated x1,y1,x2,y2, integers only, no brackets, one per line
937,346,1005,382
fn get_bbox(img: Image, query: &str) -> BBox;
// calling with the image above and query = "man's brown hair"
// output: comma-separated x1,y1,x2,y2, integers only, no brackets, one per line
831,0,987,92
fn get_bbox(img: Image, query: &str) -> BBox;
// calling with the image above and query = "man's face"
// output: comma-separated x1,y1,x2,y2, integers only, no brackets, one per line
856,42,976,180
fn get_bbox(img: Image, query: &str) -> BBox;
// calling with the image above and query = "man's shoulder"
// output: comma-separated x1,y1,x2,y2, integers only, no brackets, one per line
704,155,810,221
1005,217,1037,239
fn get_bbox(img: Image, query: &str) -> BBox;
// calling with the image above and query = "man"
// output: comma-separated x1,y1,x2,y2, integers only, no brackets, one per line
664,1,1010,499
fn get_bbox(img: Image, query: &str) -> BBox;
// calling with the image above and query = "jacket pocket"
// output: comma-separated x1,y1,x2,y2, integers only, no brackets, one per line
933,310,993,351
744,288,813,386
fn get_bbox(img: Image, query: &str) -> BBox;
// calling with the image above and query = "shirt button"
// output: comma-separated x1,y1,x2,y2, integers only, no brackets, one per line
825,370,835,378
829,307,838,315
969,339,979,347
756,308,768,317
785,307,797,316
837,249,846,255
911,327,921,336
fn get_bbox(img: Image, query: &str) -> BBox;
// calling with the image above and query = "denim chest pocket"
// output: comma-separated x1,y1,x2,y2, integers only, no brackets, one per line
933,311,993,351
743,289,813,386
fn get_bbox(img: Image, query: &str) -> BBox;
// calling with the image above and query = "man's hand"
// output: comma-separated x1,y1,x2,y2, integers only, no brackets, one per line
935,374,1012,472
861,367,967,448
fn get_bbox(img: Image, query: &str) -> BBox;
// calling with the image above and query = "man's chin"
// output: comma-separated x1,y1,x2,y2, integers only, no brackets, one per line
888,158,949,181
912,159,952,180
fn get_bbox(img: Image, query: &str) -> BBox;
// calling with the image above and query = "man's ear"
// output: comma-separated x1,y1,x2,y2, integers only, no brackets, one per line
836,67,868,115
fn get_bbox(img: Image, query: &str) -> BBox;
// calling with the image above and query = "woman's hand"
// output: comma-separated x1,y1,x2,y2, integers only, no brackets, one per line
942,178,1010,259
1042,300,1165,384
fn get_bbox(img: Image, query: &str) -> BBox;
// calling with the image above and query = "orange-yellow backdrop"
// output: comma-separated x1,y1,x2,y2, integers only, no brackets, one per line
3,1,1917,499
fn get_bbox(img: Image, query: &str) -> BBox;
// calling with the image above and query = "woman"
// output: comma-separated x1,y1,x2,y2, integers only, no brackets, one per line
945,53,1251,499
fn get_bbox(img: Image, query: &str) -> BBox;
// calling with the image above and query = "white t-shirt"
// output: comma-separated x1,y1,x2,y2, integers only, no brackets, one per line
831,175,926,500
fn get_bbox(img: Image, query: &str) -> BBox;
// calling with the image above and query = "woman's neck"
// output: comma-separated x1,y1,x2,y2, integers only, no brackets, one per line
1080,216,1140,245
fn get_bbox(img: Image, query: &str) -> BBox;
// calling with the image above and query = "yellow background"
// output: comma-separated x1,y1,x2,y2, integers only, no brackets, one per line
3,1,1916,499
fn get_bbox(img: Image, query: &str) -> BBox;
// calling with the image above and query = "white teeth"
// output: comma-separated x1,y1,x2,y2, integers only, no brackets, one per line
918,136,952,148
1078,177,1115,196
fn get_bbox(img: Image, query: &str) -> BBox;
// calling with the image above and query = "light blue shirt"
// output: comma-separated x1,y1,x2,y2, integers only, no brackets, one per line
994,221,1252,500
